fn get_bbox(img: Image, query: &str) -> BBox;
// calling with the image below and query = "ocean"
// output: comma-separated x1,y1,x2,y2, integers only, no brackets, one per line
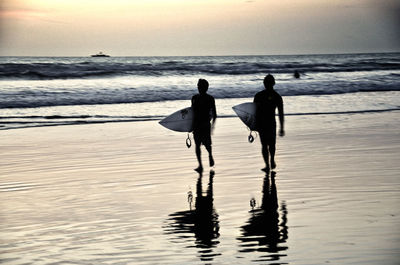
1,53,400,130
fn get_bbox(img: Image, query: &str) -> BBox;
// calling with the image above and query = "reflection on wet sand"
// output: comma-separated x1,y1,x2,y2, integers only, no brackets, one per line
164,170,220,262
237,172,288,263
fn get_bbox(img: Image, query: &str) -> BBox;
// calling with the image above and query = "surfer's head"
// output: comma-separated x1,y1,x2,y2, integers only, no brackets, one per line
263,74,275,88
197,79,209,94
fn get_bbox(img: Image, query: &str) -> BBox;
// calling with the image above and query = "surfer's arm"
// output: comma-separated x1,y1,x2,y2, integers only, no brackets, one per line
211,98,217,123
191,96,197,132
191,96,195,107
278,98,285,136
253,94,259,104
253,94,262,109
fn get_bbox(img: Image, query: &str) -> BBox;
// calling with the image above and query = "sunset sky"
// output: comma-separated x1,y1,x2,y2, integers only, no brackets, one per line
0,0,399,56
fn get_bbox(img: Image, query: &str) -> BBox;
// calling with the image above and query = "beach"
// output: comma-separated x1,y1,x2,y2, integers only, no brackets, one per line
1,111,399,264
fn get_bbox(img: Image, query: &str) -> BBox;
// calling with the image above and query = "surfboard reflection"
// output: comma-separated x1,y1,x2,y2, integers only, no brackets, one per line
164,170,220,262
237,172,288,263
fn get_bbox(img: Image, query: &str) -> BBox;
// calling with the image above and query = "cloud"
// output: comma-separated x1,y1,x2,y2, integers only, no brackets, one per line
0,0,51,20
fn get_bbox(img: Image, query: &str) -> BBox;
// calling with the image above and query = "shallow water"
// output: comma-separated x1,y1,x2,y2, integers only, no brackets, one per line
0,113,399,264
1,53,400,131
1,91,400,130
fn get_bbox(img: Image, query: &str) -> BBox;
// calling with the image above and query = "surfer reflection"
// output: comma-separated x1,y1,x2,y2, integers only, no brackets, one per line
237,172,288,262
164,170,220,262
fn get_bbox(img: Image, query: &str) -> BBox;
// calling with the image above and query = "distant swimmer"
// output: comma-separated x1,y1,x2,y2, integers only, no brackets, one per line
294,70,300,79
191,79,217,173
254,74,285,172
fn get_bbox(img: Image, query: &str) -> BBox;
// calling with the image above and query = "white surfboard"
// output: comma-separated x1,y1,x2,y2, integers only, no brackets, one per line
159,107,193,132
232,102,257,131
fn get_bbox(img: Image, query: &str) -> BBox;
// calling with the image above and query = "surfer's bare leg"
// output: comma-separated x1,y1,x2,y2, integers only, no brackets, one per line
270,144,276,169
261,145,270,172
205,145,214,167
195,144,203,172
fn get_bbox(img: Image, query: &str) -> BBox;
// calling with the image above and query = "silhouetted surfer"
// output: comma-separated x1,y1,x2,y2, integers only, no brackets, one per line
192,79,217,173
254,74,284,172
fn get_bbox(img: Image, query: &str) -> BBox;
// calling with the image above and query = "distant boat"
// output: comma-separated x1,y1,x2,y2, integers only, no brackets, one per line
91,52,110,57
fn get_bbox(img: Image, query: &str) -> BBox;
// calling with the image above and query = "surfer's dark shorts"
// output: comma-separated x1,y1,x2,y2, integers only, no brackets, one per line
193,126,212,146
259,129,276,146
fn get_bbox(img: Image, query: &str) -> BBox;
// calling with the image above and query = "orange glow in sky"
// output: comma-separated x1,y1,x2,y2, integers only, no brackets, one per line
0,0,399,56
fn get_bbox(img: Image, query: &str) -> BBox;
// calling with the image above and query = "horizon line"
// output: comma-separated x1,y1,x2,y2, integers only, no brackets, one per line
1,51,400,58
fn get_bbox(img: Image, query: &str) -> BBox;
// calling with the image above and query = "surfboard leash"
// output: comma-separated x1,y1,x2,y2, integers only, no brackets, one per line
248,130,257,143
186,133,192,148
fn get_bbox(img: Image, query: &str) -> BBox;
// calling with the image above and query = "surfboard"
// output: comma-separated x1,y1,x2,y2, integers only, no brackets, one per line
159,107,193,132
232,102,257,131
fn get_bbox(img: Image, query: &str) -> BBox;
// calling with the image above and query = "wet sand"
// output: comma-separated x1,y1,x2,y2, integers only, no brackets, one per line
1,112,399,264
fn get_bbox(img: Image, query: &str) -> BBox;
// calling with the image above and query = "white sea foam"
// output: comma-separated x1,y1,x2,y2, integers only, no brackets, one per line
0,53,399,130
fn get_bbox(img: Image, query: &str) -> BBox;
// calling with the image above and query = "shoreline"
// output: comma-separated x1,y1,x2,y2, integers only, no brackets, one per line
1,90,400,131
1,107,399,132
